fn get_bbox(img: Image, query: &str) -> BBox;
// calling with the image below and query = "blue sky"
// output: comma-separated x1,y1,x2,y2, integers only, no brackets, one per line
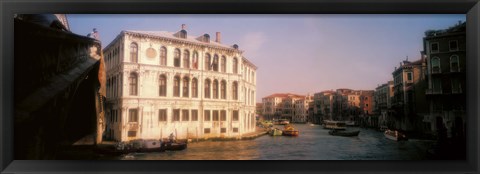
68,14,466,102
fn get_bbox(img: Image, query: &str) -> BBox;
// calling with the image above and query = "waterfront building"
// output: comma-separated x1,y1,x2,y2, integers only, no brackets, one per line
374,81,394,128
103,25,257,141
262,93,305,121
391,57,428,132
293,94,313,123
313,90,335,123
422,21,466,138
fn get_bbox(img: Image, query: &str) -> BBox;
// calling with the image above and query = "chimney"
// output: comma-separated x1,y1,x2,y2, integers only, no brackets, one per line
216,32,221,43
181,24,186,30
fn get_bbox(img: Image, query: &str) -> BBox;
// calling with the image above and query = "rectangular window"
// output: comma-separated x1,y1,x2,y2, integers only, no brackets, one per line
407,72,412,81
221,128,227,133
431,43,439,53
158,109,167,122
204,110,211,121
173,109,180,121
128,131,137,137
191,110,198,121
232,110,239,121
182,109,189,121
233,128,239,133
432,78,442,93
220,110,227,121
128,109,138,122
204,128,211,134
449,40,458,51
213,110,219,121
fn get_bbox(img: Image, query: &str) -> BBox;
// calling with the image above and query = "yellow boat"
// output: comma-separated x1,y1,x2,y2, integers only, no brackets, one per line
282,124,299,136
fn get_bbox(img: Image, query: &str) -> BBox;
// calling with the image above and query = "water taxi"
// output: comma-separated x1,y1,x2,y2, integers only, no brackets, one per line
322,120,346,130
282,124,299,136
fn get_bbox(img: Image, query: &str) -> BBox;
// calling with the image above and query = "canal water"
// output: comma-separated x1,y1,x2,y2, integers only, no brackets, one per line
116,124,435,160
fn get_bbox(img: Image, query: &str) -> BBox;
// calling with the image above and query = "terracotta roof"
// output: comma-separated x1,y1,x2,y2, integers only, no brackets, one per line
263,93,305,99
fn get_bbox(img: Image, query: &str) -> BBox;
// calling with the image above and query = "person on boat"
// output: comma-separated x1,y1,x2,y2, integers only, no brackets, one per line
169,133,175,143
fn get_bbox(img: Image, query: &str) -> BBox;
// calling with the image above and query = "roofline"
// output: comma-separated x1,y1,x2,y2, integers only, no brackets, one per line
242,56,258,70
123,30,243,54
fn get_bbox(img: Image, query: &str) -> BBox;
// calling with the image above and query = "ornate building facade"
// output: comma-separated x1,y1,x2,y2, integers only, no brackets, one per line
103,25,257,142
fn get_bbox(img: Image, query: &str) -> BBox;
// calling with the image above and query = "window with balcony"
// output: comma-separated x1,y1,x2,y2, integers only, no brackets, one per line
213,55,219,71
205,53,211,70
213,80,219,99
221,56,226,72
192,51,199,69
160,46,167,66
183,77,189,98
174,48,181,67
174,76,180,97
183,50,190,68
130,42,138,63
232,81,238,100
450,55,459,72
192,78,198,98
205,79,211,98
431,57,441,74
159,75,167,96
221,80,226,99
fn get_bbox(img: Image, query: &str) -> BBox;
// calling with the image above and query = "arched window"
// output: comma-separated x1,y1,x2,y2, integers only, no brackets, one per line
174,48,181,67
192,51,199,69
129,72,138,96
221,56,226,72
173,76,180,97
233,57,238,74
192,78,198,98
130,43,138,63
213,55,219,71
221,80,226,99
183,50,190,68
204,79,211,98
450,55,459,72
205,53,211,71
183,77,189,97
431,57,441,74
213,80,219,99
232,81,238,100
160,46,167,66
159,75,167,96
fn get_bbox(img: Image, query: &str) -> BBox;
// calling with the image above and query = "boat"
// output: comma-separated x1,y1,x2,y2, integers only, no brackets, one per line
162,140,188,151
274,119,290,125
282,124,299,136
328,129,360,137
112,139,165,155
268,128,283,136
322,120,346,130
384,129,408,141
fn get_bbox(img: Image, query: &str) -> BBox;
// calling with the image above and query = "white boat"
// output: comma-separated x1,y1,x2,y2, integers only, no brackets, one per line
384,129,408,141
322,120,346,130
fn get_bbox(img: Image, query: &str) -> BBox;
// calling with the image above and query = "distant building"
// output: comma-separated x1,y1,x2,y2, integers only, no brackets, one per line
262,93,306,121
374,81,394,128
293,94,313,123
423,21,466,138
313,90,335,123
103,25,257,142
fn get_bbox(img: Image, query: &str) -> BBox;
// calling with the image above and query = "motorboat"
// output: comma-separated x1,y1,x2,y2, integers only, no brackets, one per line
268,128,283,136
322,120,346,130
384,129,408,141
282,124,299,136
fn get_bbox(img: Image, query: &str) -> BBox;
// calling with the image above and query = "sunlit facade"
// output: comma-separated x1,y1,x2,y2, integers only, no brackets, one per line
103,25,257,142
